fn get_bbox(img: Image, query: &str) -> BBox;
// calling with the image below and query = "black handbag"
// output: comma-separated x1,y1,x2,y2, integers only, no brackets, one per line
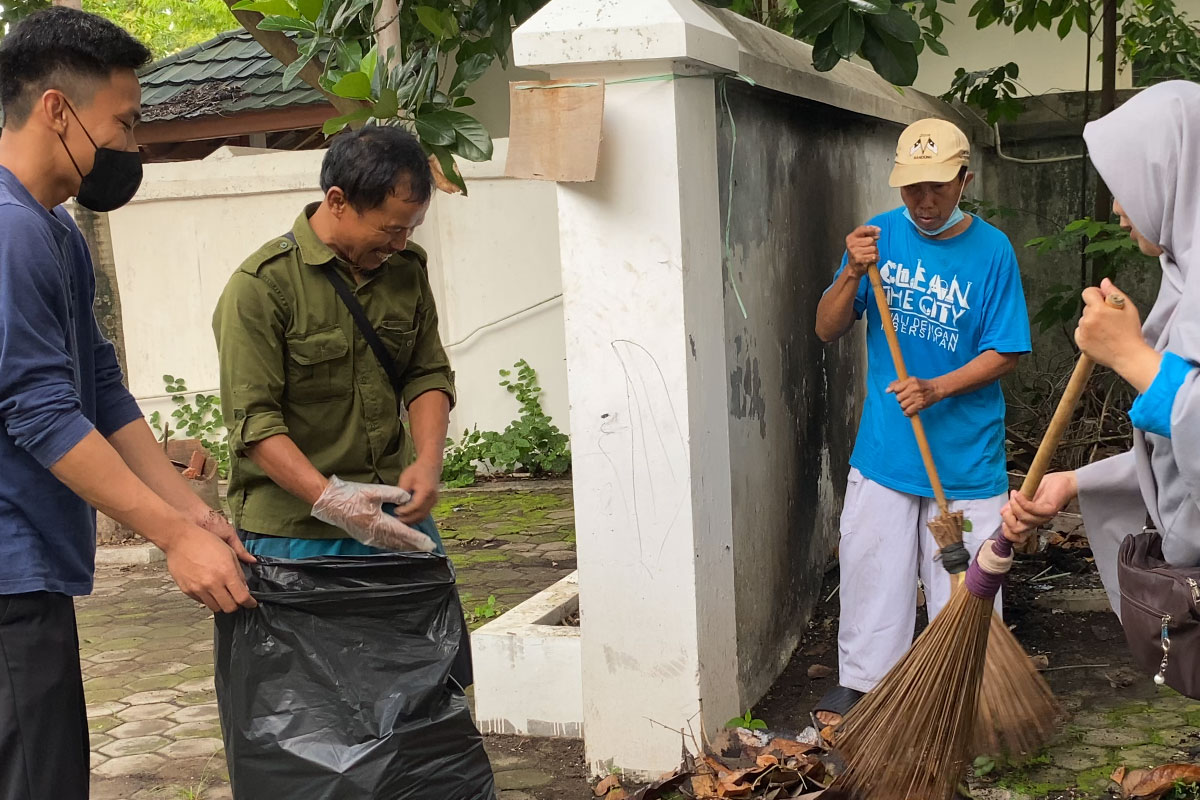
1117,528,1200,698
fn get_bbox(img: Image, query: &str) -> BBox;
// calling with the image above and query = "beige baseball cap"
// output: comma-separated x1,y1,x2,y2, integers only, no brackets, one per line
888,118,970,188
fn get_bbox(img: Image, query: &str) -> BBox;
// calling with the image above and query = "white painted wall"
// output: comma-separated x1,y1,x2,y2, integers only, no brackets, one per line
106,143,566,441
913,0,1200,98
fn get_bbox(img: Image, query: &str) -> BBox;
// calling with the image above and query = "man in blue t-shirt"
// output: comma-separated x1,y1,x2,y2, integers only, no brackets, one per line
0,10,255,797
812,118,1031,726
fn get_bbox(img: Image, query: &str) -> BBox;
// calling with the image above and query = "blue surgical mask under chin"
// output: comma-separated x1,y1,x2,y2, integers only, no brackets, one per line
904,204,966,237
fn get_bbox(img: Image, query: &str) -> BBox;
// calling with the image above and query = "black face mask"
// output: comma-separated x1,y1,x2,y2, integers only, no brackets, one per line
57,101,143,212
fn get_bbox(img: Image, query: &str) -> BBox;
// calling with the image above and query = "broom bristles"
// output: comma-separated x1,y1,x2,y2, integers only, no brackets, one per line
830,583,993,800
975,614,1060,756
926,511,1061,758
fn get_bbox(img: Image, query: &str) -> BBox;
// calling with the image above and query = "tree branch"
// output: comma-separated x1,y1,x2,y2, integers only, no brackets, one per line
221,1,365,117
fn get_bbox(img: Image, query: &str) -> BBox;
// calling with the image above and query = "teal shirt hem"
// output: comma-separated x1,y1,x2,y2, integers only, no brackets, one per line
241,515,445,557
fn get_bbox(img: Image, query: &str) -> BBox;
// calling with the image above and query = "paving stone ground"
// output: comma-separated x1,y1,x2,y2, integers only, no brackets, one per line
82,482,576,799
80,485,1200,799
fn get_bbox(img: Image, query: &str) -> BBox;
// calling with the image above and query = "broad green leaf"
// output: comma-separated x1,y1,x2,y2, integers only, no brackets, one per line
416,5,445,38
1035,1,1053,28
1057,10,1074,37
428,143,467,195
698,0,736,6
453,96,477,107
322,108,371,136
454,128,491,162
361,45,378,87
295,0,322,22
833,8,866,57
232,0,296,15
281,44,316,90
415,111,457,146
925,35,949,56
847,0,890,14
441,7,460,38
372,87,399,119
418,109,492,160
256,15,316,33
795,0,848,38
450,53,494,97
872,5,922,43
812,28,842,70
331,71,373,100
861,25,919,85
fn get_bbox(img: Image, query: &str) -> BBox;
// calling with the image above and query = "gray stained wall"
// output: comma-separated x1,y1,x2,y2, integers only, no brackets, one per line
716,80,903,705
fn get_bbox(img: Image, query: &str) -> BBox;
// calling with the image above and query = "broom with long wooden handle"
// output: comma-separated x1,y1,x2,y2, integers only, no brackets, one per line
827,285,1125,799
843,264,1059,756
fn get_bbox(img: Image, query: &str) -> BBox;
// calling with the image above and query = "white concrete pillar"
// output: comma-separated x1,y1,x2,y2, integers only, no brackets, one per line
514,0,744,778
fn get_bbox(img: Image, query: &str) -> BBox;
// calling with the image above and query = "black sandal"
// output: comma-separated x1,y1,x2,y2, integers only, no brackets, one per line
812,685,864,725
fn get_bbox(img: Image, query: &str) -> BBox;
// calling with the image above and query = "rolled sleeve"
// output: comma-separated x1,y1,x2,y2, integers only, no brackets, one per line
401,275,456,410
213,272,290,456
0,208,97,467
1129,351,1194,438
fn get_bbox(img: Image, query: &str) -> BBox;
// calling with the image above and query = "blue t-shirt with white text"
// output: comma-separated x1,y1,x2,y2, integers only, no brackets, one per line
830,207,1031,499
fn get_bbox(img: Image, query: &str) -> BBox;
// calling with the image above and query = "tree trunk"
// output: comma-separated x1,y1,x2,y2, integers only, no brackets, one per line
52,0,81,7
73,205,130,381
375,0,402,71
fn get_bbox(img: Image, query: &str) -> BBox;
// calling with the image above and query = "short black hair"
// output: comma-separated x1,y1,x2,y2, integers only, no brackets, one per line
0,6,151,128
320,125,434,210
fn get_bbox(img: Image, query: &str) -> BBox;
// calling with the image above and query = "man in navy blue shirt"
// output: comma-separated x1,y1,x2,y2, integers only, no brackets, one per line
0,9,256,798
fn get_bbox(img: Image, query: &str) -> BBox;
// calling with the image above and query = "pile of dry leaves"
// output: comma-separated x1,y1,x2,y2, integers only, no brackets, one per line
593,727,834,800
1112,764,1200,799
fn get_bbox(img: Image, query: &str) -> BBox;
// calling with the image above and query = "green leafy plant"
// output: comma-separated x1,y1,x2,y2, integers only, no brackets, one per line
1122,0,1200,85
942,62,1023,124
149,375,230,479
1026,217,1152,332
232,0,544,192
465,594,505,623
700,0,951,87
441,359,571,488
725,710,768,731
972,754,997,777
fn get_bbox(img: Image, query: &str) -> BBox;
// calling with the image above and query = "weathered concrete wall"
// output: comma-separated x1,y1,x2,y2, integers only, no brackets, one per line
717,82,899,704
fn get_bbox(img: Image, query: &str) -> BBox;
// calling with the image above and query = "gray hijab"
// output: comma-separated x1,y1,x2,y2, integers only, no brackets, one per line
1076,80,1200,615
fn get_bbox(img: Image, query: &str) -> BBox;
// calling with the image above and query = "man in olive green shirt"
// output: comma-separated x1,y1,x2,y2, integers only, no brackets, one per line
213,125,453,557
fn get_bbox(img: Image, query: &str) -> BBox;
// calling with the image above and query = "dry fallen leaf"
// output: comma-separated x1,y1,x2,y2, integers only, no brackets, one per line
1111,765,1126,785
1122,768,1151,797
428,154,464,195
807,664,834,679
607,789,629,800
690,773,719,798
1128,764,1200,799
594,775,621,796
767,738,819,759
1031,654,1050,670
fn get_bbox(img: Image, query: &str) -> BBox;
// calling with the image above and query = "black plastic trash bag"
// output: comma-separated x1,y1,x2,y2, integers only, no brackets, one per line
214,553,496,800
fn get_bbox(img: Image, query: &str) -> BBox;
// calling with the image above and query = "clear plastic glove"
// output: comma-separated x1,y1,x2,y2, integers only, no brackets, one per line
310,476,436,553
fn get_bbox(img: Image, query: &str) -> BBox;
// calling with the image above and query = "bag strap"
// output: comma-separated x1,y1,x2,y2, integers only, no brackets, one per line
283,231,403,413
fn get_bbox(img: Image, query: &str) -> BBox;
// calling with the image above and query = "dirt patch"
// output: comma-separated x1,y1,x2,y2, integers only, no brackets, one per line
486,735,590,799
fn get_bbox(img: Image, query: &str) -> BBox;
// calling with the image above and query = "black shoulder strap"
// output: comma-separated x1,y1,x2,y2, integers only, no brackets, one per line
283,231,404,413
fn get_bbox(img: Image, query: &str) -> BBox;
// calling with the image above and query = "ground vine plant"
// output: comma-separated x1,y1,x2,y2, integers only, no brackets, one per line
148,376,231,479
442,359,570,488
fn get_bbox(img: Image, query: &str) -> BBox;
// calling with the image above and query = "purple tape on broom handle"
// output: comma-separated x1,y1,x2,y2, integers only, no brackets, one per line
964,535,1015,599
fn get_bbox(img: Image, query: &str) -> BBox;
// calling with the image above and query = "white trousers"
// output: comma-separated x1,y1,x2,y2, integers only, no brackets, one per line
837,468,1008,693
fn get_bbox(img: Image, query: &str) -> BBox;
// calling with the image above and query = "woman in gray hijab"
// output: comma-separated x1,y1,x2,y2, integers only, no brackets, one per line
1001,80,1200,618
